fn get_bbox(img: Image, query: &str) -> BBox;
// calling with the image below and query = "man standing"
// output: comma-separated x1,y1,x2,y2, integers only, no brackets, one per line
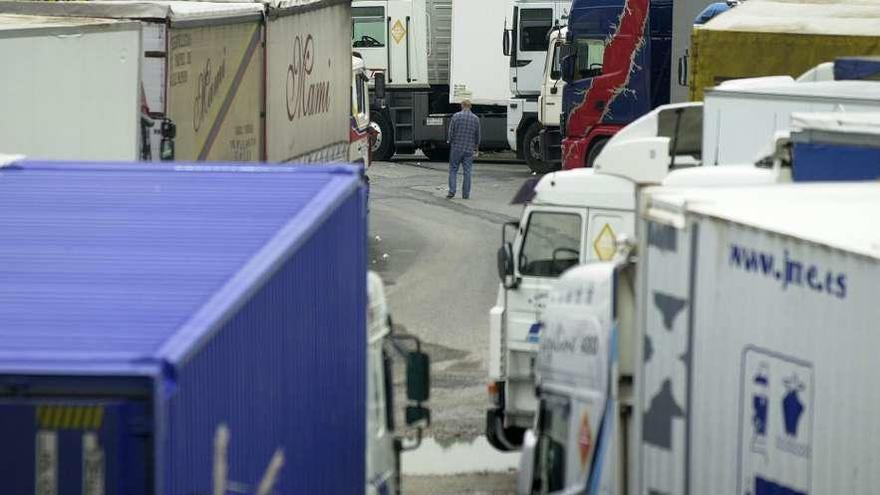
446,99,481,199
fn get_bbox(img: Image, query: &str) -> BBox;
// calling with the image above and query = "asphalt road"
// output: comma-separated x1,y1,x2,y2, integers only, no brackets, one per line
367,153,532,494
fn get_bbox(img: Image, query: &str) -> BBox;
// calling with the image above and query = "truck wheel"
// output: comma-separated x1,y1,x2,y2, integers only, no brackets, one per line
370,111,394,161
486,409,526,452
422,147,450,162
523,122,556,174
585,137,609,167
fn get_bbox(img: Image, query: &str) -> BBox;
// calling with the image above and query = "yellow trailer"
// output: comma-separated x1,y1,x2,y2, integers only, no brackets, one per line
689,0,880,100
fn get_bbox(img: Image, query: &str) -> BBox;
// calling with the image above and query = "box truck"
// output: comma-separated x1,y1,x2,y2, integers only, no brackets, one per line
635,182,880,495
0,159,429,494
689,0,880,101
0,14,142,160
1,0,353,164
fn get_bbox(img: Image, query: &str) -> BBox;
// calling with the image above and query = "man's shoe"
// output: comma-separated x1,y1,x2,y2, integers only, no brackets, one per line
462,195,469,200
446,192,455,199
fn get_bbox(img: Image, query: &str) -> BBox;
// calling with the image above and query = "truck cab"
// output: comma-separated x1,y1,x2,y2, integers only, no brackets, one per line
505,0,570,173
351,54,373,166
487,103,702,452
535,27,567,167
367,272,431,495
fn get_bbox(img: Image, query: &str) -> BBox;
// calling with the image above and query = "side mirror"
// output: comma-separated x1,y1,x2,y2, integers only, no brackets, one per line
516,429,538,494
497,243,516,287
502,28,511,57
406,350,430,402
373,72,386,99
405,350,430,427
561,53,577,82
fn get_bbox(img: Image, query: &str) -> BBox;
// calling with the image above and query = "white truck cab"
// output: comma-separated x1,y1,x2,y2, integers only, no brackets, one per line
351,54,373,166
367,272,431,495
487,102,703,451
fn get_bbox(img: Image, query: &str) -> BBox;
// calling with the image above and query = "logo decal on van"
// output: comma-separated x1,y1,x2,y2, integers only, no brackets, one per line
286,35,332,121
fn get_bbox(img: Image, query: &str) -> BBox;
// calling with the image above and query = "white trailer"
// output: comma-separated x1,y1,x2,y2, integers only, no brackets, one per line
703,80,880,166
265,0,352,163
637,182,880,495
0,0,265,162
0,14,141,160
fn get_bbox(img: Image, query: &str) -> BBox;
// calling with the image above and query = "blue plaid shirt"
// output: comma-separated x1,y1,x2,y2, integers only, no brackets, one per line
448,110,481,153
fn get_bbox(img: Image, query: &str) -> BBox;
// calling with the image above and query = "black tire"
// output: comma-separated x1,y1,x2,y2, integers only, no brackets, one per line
422,147,450,162
370,110,394,161
523,122,557,174
485,409,526,452
585,137,610,167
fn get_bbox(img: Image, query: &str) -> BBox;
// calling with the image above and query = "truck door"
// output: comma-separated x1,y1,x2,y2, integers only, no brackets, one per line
509,206,587,348
352,5,389,82
511,5,555,96
539,36,564,127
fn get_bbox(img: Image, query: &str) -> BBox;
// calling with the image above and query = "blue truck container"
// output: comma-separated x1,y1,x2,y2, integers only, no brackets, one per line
0,160,367,494
790,113,880,182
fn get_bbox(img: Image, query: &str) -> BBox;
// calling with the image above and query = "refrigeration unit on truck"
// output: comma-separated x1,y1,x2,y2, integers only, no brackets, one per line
689,0,880,100
635,182,880,495
0,14,141,161
2,0,353,164
0,158,431,495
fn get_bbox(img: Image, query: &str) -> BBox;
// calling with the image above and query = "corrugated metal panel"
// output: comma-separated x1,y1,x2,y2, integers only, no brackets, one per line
426,0,451,85
164,191,366,493
0,162,361,371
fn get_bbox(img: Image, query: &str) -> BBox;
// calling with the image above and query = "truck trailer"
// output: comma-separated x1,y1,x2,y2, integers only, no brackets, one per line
0,0,352,164
0,14,142,161
0,159,428,494
689,0,880,101
636,182,880,495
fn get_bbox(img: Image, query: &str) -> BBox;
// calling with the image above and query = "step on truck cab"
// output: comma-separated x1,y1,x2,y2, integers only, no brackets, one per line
486,102,705,451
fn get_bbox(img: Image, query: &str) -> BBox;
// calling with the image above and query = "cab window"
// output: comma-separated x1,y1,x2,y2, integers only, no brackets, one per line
353,6,386,48
355,74,367,117
549,42,561,80
519,9,553,52
532,396,570,493
575,38,606,79
518,212,581,277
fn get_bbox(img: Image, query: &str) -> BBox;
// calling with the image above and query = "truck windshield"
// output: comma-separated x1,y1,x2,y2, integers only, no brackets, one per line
352,6,386,48
532,395,570,493
520,9,553,52
575,38,606,79
519,212,581,277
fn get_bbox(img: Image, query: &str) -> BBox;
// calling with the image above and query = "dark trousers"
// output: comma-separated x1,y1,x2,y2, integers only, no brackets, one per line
448,149,473,198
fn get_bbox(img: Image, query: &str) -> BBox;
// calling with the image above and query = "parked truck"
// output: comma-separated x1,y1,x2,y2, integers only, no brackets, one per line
487,73,878,451
0,14,142,161
0,159,429,494
1,0,352,163
788,112,880,182
689,0,880,100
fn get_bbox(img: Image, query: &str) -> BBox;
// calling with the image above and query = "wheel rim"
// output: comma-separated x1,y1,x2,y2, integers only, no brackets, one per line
528,134,542,162
369,121,383,153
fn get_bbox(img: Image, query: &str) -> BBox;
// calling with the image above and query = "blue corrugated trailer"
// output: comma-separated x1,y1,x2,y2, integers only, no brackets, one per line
790,113,880,182
0,161,367,494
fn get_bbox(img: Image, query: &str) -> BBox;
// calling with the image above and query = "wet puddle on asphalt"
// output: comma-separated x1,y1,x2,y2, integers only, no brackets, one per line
402,436,521,475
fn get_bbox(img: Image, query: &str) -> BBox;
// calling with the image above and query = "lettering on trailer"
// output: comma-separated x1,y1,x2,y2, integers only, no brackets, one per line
738,348,813,495
193,54,228,133
35,431,57,495
562,0,649,167
728,244,847,299
286,34,332,121
82,432,105,495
